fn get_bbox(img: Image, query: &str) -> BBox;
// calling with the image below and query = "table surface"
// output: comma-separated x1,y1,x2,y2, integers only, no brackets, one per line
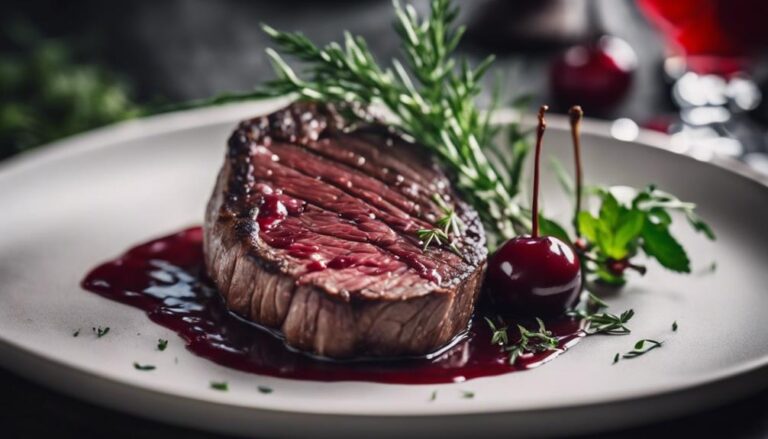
3,1,767,437
2,366,768,438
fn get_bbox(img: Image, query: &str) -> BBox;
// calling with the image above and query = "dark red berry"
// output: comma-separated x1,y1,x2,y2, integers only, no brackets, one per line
487,235,582,316
485,106,582,316
550,36,636,112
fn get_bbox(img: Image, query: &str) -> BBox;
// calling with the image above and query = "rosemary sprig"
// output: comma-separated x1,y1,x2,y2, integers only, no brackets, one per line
257,0,529,247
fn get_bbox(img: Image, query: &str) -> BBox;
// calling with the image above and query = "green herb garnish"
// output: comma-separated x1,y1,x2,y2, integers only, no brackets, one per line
587,292,608,310
210,381,229,391
461,390,475,399
613,353,620,364
621,339,663,360
485,317,558,365
429,390,438,401
417,194,466,254
573,185,714,285
672,321,678,332
157,339,168,351
484,317,509,346
72,329,80,337
133,362,156,371
257,386,273,394
583,309,634,335
93,326,110,338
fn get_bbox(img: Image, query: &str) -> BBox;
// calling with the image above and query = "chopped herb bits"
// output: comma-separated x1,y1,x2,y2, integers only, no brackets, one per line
133,362,156,371
210,381,229,391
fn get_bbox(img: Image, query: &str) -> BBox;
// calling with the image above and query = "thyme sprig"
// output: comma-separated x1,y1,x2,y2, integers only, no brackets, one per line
418,194,465,255
583,309,635,335
620,339,663,360
485,317,558,365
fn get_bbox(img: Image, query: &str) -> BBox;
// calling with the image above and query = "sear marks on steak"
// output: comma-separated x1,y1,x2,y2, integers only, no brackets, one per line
204,102,487,358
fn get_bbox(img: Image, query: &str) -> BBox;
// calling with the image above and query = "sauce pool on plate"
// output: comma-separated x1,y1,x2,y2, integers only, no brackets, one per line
82,227,584,384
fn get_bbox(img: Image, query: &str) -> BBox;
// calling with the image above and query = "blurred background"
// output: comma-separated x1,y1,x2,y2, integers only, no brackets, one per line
3,1,768,437
2,0,768,174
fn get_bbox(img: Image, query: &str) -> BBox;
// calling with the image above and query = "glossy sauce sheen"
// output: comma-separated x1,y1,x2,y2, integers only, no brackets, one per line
82,227,585,384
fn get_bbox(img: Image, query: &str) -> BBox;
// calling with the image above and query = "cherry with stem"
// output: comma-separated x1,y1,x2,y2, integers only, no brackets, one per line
485,105,582,316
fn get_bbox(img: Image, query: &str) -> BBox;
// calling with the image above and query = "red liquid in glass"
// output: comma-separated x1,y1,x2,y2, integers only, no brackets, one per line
638,0,768,75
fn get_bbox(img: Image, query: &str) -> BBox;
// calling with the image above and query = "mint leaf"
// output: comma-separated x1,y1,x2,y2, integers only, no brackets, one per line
647,207,672,226
599,192,621,228
608,209,645,259
641,221,690,273
577,211,599,243
594,217,615,256
539,215,572,245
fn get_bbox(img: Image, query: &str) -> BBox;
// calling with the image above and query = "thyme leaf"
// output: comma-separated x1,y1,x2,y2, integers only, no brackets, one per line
622,339,663,359
93,326,110,338
210,381,229,391
133,362,156,371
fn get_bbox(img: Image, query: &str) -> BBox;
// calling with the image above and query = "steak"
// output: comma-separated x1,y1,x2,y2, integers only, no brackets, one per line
203,102,487,358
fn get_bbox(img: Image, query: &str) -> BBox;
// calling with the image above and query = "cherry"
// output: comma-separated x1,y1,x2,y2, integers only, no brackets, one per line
550,36,637,112
486,106,582,316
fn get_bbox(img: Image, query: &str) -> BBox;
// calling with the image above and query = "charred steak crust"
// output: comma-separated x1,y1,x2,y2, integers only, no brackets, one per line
204,102,487,358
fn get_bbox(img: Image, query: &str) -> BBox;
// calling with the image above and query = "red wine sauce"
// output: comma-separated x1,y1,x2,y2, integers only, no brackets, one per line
81,227,585,384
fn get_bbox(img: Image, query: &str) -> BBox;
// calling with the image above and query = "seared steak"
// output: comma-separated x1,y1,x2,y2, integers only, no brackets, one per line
204,103,487,358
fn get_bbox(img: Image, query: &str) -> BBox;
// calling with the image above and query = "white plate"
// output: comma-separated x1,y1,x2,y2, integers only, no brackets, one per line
1,99,767,438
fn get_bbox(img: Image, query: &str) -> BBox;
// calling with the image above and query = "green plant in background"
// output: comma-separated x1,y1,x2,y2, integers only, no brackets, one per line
0,24,144,159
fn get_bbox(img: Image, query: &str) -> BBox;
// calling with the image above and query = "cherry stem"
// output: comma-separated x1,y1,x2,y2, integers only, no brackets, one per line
531,105,548,239
569,106,584,236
